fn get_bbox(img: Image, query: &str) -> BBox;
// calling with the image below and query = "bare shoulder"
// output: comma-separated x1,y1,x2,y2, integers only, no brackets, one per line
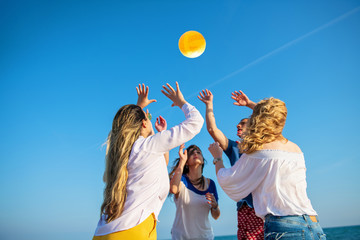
262,139,302,153
285,140,302,153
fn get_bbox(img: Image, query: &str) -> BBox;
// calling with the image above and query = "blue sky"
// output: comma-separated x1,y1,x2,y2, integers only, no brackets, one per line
1,0,359,239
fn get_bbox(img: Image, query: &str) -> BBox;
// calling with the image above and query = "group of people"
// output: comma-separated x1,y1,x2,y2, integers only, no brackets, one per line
92,82,326,240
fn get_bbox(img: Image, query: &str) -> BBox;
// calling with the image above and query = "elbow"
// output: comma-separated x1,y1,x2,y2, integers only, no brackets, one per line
196,113,204,128
197,116,205,133
207,126,219,141
207,126,215,135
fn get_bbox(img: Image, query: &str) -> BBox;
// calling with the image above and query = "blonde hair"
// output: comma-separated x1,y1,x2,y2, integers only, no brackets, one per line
100,104,146,223
240,97,287,154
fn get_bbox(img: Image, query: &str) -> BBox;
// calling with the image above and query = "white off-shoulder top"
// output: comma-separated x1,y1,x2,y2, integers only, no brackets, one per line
217,149,317,219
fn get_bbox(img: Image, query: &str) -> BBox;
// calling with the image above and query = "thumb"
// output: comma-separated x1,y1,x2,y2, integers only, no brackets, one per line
171,103,175,107
149,99,157,103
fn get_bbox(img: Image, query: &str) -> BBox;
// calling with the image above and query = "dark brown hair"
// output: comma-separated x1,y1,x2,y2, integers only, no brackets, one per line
169,145,206,189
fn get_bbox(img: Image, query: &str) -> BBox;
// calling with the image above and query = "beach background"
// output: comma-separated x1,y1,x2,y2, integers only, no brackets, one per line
214,225,360,240
1,0,360,240
215,225,360,240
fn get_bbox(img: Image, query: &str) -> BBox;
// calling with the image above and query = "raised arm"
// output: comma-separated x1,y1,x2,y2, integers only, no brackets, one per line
217,154,268,202
231,90,256,109
198,89,228,150
169,144,187,199
208,142,225,175
142,82,204,153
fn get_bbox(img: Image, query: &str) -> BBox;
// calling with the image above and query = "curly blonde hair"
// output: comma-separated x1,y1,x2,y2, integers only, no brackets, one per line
240,97,287,154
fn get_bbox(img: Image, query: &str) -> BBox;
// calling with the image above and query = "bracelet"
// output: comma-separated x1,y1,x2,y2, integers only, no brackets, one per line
213,158,223,165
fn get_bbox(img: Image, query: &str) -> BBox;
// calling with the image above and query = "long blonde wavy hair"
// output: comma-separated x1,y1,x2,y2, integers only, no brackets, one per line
100,104,146,223
240,97,287,154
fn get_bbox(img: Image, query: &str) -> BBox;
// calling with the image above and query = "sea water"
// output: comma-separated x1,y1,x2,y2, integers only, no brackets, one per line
213,225,360,240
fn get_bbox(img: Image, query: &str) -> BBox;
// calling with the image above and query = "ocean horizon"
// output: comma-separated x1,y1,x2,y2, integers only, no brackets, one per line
160,225,360,240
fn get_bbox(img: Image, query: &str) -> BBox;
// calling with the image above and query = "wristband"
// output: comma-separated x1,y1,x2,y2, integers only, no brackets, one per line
213,158,223,165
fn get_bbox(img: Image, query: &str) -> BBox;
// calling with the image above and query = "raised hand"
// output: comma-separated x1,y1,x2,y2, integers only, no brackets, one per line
155,115,167,132
161,82,187,108
178,143,188,166
197,89,213,105
136,84,157,109
231,90,251,106
208,142,223,159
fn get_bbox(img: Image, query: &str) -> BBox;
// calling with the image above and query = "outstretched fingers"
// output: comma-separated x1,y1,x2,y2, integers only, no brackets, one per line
161,88,171,98
198,89,212,101
166,83,176,93
231,91,240,98
162,84,174,97
136,83,157,108
161,82,186,108
198,91,205,98
137,84,145,94
231,95,238,101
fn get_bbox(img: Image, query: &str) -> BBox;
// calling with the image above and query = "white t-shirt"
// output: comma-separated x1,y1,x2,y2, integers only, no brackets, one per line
171,176,218,240
94,103,204,236
217,149,317,219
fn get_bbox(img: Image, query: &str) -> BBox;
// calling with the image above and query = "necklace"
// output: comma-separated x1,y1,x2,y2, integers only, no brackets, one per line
187,175,205,189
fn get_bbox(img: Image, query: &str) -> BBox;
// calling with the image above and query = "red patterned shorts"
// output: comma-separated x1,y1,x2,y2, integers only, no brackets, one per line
237,204,264,240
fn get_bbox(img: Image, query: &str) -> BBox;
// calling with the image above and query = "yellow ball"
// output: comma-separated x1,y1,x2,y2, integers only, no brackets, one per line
178,31,206,58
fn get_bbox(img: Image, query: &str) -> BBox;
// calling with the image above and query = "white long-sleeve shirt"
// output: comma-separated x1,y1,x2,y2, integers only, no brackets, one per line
94,103,204,236
217,149,317,219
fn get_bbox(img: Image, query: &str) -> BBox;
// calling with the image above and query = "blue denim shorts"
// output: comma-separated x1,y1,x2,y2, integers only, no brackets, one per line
264,214,326,240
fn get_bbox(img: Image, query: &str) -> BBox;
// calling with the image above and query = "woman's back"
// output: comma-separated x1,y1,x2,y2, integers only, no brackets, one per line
94,102,204,236
217,147,317,219
218,95,326,239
